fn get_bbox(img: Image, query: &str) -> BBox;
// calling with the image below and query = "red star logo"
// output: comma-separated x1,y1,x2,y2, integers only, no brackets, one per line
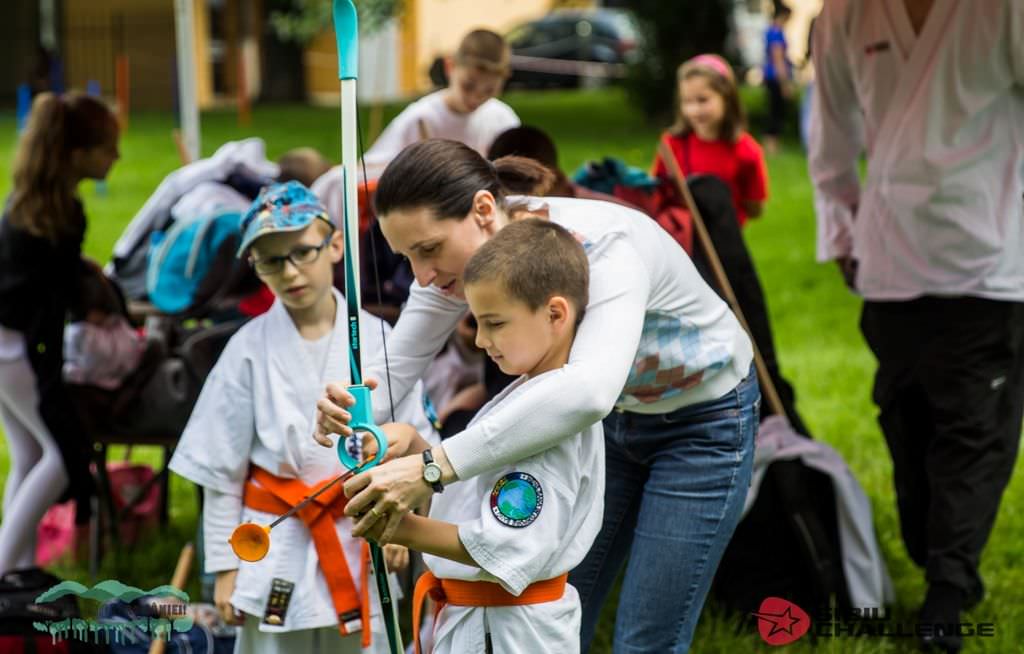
752,597,811,645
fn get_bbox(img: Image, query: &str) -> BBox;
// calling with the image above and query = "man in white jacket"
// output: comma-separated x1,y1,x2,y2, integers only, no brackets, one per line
809,1,1024,652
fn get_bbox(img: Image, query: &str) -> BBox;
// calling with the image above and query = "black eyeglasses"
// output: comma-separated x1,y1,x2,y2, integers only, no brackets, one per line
250,233,332,275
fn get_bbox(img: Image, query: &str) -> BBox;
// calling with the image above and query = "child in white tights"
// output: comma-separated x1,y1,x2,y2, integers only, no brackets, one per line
0,91,121,574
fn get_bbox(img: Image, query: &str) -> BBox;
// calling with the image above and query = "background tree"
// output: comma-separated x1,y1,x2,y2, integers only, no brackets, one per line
268,0,404,44
615,0,734,122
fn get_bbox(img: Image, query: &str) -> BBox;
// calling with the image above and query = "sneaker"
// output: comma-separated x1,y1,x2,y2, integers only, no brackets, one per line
917,583,964,653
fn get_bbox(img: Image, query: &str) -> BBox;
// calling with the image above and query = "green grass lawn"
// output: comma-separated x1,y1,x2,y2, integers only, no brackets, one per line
1,87,1022,652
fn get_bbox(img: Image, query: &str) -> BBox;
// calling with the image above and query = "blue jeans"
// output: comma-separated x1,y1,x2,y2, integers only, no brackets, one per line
570,370,759,653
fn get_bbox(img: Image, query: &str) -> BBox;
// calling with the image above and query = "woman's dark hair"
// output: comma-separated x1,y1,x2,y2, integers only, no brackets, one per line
374,139,555,220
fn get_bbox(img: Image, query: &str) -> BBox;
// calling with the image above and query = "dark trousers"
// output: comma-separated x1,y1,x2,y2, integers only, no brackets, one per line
860,297,1024,599
764,77,787,137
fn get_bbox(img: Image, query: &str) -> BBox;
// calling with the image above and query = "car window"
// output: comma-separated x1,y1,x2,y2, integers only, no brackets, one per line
601,10,639,42
507,23,543,49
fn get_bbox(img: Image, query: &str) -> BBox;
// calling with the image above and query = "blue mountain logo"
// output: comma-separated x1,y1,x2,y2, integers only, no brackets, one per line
34,579,193,645
36,579,190,605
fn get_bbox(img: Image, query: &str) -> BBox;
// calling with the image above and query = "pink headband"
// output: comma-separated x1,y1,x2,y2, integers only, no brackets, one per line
688,54,734,81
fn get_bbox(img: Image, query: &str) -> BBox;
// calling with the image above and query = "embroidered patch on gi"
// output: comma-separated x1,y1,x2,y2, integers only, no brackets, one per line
490,472,543,527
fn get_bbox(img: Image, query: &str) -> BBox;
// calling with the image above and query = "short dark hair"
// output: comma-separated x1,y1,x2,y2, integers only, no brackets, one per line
454,29,511,75
487,125,559,171
464,219,589,325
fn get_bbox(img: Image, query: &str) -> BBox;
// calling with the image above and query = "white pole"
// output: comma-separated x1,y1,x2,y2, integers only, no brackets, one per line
174,0,201,162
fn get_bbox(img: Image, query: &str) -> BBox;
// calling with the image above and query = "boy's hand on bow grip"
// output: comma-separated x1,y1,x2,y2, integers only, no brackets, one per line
362,422,429,464
313,378,378,447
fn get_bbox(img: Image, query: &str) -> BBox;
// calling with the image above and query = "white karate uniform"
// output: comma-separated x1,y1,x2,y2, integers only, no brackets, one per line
169,289,437,652
423,374,604,654
311,91,520,225
809,0,1024,301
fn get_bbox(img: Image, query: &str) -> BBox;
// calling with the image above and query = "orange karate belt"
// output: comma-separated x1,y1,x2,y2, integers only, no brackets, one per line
412,571,569,654
243,466,372,646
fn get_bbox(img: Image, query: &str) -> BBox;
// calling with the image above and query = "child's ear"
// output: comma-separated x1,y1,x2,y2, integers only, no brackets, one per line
548,296,571,328
328,228,344,263
443,56,455,80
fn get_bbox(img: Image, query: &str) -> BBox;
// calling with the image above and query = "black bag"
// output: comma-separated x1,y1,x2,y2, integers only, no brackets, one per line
0,567,96,653
712,459,850,616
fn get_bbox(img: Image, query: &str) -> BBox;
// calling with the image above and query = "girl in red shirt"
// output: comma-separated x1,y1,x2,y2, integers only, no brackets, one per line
653,54,768,227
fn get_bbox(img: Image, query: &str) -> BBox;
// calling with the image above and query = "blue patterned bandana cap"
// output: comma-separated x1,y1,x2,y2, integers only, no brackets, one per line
236,180,333,257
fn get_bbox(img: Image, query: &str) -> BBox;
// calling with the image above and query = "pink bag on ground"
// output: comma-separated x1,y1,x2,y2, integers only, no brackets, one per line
34,461,162,564
35,501,77,566
105,461,161,544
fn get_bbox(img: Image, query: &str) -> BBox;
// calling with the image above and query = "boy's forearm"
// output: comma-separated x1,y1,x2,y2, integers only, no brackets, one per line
391,513,476,568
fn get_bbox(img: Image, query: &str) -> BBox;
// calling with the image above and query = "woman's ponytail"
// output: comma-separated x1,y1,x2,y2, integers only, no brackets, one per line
492,156,555,197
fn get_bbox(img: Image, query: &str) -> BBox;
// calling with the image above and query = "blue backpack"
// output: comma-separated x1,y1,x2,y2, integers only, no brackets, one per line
146,211,243,314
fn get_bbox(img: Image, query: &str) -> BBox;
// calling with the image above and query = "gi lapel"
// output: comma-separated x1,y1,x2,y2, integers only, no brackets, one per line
870,0,957,173
272,298,322,403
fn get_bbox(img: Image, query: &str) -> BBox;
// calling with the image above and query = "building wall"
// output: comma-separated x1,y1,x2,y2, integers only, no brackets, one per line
0,0,40,104
413,0,550,89
62,0,257,111
305,0,553,104
63,0,181,110
782,0,822,71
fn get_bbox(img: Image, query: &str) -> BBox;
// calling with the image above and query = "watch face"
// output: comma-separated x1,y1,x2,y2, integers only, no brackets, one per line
424,464,442,484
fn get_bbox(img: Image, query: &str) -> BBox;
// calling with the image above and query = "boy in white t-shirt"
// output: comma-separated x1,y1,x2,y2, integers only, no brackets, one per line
359,219,604,654
311,29,520,223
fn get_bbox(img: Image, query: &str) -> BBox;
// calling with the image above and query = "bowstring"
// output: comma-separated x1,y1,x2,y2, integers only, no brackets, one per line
356,109,397,424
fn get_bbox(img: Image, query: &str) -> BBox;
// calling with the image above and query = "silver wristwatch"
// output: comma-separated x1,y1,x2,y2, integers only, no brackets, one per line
422,449,444,493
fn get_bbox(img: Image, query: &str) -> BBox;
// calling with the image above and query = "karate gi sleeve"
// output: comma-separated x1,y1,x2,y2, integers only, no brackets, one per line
457,460,585,596
168,336,256,496
442,236,649,481
808,3,865,262
203,486,243,573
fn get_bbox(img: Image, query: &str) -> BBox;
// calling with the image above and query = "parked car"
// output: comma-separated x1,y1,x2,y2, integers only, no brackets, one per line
429,8,641,89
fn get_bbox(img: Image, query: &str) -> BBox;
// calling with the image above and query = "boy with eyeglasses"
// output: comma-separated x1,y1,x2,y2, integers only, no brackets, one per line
169,181,436,654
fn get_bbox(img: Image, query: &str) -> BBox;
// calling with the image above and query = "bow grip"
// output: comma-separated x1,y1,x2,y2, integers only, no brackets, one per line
337,384,387,471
